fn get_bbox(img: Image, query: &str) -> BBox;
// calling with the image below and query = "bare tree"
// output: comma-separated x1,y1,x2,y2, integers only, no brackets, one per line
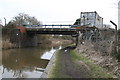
11,13,41,26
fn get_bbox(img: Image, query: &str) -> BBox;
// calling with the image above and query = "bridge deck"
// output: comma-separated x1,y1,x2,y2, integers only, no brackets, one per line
26,27,78,35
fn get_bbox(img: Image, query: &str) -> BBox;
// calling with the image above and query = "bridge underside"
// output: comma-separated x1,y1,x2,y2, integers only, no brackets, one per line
26,28,78,35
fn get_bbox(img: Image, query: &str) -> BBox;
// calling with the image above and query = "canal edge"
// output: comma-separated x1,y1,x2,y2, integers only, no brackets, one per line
41,49,57,78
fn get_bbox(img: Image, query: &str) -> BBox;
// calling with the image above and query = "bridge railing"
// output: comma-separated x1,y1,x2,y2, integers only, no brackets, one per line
25,24,79,29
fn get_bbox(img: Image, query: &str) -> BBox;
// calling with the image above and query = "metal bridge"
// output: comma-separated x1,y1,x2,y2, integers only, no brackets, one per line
25,24,79,36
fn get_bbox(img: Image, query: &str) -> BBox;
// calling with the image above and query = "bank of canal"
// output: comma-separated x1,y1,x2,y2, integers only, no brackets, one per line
46,46,114,78
2,45,62,78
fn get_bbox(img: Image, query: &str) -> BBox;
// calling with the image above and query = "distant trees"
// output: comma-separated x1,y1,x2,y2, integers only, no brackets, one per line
9,13,41,27
2,13,42,39
73,18,81,25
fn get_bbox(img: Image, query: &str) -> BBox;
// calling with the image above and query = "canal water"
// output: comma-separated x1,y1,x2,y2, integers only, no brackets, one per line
1,45,62,78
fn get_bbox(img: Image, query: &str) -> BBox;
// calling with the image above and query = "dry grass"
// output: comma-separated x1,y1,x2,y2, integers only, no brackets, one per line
2,39,15,49
77,42,120,78
50,38,72,46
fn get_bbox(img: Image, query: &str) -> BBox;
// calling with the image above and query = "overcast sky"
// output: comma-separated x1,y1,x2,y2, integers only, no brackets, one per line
0,0,119,28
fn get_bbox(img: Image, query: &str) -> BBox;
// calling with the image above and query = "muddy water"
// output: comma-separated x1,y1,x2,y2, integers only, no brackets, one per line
1,45,62,78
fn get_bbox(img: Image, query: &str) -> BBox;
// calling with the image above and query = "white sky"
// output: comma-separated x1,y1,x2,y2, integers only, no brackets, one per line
0,0,119,28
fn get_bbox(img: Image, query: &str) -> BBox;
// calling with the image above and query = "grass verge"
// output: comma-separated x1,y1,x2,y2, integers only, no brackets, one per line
49,50,61,78
69,50,114,78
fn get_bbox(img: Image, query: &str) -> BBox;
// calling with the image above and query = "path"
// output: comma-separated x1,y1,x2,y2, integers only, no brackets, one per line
56,46,92,78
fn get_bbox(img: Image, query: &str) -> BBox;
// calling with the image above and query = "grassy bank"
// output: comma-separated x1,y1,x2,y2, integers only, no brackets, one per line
70,50,114,78
49,38,73,47
50,49,114,78
49,50,62,78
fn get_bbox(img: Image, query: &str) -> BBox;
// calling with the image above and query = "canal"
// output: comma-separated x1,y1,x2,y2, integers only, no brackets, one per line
2,45,62,78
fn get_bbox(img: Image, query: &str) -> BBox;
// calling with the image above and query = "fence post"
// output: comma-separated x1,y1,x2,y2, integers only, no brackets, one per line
110,21,118,56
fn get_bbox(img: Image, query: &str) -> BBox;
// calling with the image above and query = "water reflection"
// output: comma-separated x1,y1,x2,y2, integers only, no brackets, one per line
2,45,61,78
41,46,62,60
